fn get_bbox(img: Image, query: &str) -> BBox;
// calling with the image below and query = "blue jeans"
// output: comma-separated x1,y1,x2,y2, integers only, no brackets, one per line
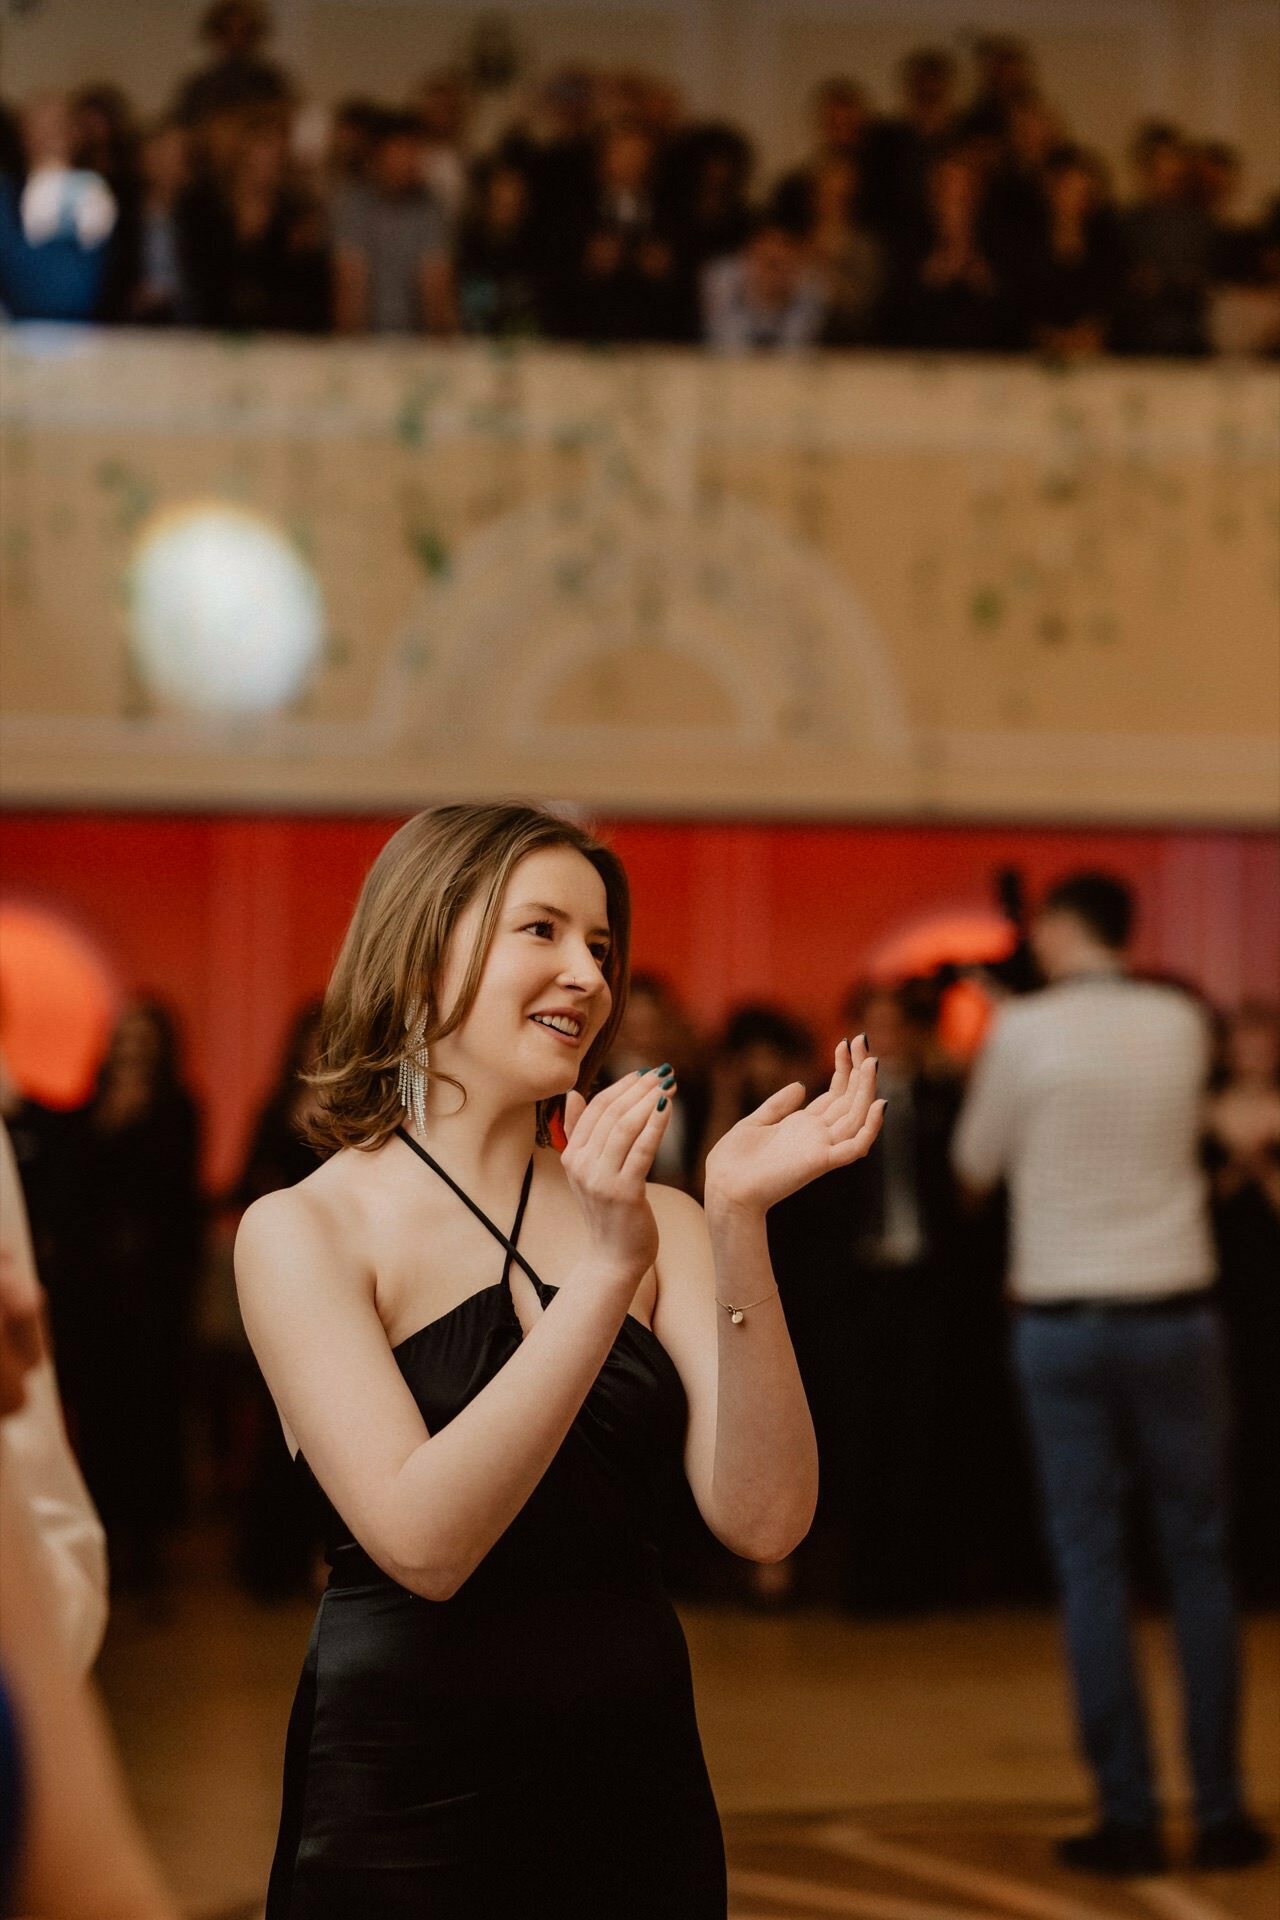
1014,1304,1242,1828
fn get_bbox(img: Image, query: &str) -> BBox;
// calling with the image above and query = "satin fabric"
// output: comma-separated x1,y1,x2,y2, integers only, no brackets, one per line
265,1148,726,1919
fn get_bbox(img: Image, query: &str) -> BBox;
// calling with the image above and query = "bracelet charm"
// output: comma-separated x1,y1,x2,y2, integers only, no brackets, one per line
715,1286,779,1324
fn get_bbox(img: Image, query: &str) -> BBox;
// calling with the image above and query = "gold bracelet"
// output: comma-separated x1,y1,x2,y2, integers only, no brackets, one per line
715,1286,779,1325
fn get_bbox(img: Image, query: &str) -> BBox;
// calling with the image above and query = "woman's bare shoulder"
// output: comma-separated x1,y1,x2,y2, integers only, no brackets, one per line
235,1146,384,1286
648,1183,713,1293
647,1182,707,1234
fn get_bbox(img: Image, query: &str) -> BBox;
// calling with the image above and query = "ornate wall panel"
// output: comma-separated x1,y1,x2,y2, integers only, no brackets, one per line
1,331,1277,822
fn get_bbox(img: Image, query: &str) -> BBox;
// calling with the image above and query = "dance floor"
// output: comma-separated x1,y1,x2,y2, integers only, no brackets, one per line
99,1539,1279,1920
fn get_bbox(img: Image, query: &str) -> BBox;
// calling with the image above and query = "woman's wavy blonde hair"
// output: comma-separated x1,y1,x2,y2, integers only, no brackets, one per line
304,802,631,1155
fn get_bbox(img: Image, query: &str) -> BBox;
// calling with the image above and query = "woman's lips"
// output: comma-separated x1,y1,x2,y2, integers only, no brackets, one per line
529,1016,583,1048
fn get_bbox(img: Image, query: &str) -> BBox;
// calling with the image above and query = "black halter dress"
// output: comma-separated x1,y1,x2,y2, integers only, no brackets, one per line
265,1129,726,1919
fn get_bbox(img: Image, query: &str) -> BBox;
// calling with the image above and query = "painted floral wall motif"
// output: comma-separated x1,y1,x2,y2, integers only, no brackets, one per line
1,334,1276,821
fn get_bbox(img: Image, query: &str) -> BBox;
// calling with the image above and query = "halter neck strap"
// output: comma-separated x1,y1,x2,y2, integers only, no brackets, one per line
394,1126,543,1292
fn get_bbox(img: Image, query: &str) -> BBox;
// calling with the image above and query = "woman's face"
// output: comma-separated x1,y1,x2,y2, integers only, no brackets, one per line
143,125,189,194
435,845,614,1109
813,155,857,220
698,153,736,200
1010,99,1055,166
1049,162,1095,222
817,90,865,152
238,122,288,189
601,129,653,194
932,154,977,222
74,102,115,160
861,992,910,1068
108,1007,163,1079
614,986,668,1063
486,165,528,229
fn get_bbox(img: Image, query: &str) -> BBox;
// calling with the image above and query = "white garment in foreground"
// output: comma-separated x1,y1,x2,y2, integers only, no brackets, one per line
952,975,1216,1303
1,1119,109,1674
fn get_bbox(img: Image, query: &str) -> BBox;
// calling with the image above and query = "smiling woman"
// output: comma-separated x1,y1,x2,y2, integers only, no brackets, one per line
301,803,630,1157
234,799,884,1919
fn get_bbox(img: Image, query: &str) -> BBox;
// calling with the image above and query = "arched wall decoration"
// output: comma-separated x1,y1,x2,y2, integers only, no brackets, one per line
390,488,913,762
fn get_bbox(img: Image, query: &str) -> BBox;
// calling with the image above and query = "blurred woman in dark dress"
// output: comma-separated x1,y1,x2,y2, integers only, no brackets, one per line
73,1001,203,1595
696,1006,816,1605
238,1002,326,1207
603,973,708,1197
1205,1004,1280,1604
233,1001,326,1599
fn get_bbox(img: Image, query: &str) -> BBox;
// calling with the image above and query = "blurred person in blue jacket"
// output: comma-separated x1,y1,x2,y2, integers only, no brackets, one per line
0,93,116,321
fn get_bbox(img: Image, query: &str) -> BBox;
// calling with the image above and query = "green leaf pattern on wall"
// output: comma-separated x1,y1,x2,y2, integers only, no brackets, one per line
0,335,1276,819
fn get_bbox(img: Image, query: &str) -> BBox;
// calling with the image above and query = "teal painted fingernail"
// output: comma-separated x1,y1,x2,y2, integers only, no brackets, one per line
657,1063,671,1075
638,1067,652,1076
657,1095,668,1111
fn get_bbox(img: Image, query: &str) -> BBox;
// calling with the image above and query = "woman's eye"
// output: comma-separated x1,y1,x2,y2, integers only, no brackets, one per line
521,922,608,964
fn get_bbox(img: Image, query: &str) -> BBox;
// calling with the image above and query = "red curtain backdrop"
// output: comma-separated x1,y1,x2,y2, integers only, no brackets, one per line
2,812,1276,1190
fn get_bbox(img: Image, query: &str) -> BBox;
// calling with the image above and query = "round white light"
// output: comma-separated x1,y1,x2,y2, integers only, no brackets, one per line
129,502,325,717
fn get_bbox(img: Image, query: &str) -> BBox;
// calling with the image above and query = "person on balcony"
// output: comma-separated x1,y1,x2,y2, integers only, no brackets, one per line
702,215,827,352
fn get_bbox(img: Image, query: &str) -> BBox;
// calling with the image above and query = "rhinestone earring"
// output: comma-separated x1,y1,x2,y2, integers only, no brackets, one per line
398,1004,429,1136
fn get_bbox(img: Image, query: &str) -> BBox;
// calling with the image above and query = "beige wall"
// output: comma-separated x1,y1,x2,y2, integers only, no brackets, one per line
1,334,1276,823
2,0,1278,211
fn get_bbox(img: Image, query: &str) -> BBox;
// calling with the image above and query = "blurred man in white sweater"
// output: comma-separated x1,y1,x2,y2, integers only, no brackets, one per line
954,871,1271,1876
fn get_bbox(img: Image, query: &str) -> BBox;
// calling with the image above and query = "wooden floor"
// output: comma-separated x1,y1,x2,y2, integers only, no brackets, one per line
98,1540,1279,1920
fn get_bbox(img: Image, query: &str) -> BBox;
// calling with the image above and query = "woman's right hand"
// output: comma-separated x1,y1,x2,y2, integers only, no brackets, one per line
561,1071,674,1286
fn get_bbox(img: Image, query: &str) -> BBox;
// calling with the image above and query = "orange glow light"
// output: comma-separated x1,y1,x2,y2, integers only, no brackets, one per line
868,910,1017,1060
0,902,118,1107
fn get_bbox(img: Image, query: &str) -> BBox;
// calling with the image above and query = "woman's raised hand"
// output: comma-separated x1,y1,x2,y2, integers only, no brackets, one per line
703,1037,884,1217
561,1070,674,1285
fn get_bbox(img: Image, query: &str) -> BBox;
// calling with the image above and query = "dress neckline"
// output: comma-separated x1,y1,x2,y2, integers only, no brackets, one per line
390,1279,664,1359
390,1279,526,1354
395,1124,541,1280
389,1126,664,1361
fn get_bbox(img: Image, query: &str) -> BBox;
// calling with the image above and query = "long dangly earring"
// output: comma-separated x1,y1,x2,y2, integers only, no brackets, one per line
398,1003,429,1136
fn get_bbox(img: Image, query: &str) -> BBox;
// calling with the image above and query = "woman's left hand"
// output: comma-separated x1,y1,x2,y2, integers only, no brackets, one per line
703,1037,885,1217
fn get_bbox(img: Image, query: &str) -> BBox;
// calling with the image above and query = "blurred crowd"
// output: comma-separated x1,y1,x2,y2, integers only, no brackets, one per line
2,958,1277,1618
3,0,1280,354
